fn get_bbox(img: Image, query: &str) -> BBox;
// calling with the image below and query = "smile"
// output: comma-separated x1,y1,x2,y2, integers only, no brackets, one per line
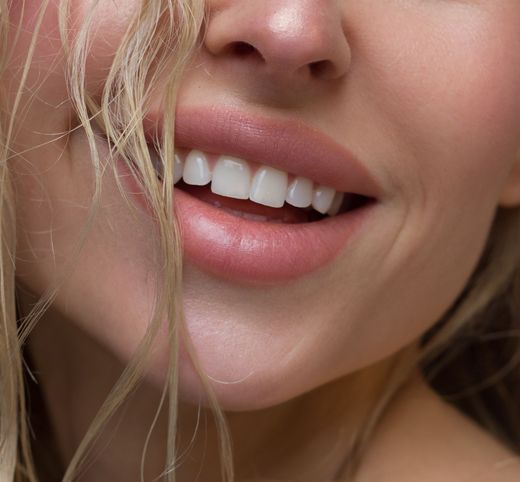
128,107,383,282
151,147,371,223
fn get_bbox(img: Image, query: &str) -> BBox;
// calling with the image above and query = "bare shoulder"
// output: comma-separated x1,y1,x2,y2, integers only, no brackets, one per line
355,375,520,482
488,461,520,482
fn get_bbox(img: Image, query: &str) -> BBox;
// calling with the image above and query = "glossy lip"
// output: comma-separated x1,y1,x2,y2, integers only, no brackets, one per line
126,107,382,283
174,188,376,282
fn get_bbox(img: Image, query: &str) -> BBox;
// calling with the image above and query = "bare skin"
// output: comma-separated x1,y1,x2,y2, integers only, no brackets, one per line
357,378,520,482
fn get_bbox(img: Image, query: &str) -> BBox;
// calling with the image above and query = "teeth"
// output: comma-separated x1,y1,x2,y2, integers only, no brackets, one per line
312,185,336,214
211,156,251,199
250,166,288,208
286,176,313,208
146,147,184,184
327,192,344,216
183,150,211,186
165,148,349,217
174,153,184,184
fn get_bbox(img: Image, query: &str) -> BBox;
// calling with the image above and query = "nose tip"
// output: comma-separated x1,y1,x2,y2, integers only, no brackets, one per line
204,1,351,82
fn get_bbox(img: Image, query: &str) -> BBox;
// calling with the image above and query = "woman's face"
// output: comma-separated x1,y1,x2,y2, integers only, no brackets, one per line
7,0,520,410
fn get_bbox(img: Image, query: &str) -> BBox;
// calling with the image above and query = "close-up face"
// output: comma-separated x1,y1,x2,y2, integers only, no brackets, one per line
6,0,520,411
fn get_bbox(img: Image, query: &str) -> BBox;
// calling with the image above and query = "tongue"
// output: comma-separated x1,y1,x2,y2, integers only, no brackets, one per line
178,183,314,223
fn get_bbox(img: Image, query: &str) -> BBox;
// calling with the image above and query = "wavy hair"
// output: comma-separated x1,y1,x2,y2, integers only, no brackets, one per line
0,1,232,481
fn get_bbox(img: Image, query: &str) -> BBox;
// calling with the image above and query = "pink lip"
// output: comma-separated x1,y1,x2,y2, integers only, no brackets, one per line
130,107,382,283
175,189,375,282
145,107,382,198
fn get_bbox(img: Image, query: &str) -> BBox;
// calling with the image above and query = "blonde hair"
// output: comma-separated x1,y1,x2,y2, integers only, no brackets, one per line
0,1,232,481
0,1,519,481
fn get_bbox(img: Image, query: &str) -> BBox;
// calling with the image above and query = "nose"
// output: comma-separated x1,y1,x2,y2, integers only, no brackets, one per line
204,0,352,84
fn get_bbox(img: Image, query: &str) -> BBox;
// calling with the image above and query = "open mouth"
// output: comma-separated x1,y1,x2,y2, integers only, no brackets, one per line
150,147,374,225
123,107,382,282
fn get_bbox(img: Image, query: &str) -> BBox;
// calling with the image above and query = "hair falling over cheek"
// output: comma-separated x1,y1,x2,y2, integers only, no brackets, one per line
60,0,232,480
0,0,226,481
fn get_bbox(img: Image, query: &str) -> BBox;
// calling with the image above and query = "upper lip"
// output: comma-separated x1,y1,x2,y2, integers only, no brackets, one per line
144,106,382,199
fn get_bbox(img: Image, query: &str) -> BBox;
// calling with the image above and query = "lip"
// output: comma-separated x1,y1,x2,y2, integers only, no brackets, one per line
174,188,375,282
128,107,382,283
145,107,383,198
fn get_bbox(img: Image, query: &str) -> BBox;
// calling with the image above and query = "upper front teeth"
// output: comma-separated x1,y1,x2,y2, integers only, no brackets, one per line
286,177,313,208
250,166,288,208
182,150,212,186
212,156,251,200
173,149,344,215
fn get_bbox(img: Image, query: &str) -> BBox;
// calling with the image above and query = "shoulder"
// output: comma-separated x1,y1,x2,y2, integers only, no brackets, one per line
355,374,520,482
484,462,520,482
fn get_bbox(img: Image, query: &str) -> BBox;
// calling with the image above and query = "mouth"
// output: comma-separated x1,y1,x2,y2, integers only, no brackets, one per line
150,147,374,224
124,107,382,283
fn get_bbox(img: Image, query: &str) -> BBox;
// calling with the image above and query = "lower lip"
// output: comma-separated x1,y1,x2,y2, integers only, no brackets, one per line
118,161,375,283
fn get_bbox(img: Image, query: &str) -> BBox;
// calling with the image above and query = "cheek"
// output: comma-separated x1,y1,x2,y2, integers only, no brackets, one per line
70,0,140,88
319,5,520,376
6,1,66,109
13,129,163,366
360,5,520,204
6,0,138,106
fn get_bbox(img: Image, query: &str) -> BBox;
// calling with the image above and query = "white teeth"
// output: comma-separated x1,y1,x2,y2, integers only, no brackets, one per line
286,176,313,208
183,150,211,186
211,156,251,200
312,185,336,214
250,166,288,208
167,148,347,217
149,149,183,184
174,153,184,184
327,192,344,216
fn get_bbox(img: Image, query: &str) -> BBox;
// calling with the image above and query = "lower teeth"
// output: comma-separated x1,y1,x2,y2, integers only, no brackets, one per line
152,174,373,223
177,182,323,224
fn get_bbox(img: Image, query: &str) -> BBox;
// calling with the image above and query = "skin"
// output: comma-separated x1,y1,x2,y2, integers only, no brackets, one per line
4,0,520,480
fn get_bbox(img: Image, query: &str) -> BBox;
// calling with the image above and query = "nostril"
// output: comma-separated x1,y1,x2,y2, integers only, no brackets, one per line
230,41,264,61
232,41,255,56
309,60,336,79
228,44,338,80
